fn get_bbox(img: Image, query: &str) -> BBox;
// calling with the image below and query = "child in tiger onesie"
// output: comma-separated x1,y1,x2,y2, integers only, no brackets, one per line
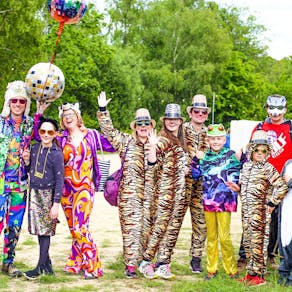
227,130,288,287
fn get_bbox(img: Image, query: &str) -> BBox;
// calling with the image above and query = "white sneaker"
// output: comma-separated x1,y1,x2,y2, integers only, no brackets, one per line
154,264,175,279
138,260,156,279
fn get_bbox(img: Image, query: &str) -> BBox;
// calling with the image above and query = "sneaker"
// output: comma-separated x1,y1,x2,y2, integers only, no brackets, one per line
138,260,156,279
237,257,247,273
154,264,175,280
2,263,22,278
246,275,266,286
190,257,202,273
23,267,42,280
268,257,279,270
124,266,138,279
278,276,287,285
286,279,292,287
84,272,97,280
204,272,218,281
230,272,239,279
238,273,254,283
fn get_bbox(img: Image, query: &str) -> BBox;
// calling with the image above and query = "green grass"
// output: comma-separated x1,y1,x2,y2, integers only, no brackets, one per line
21,237,37,246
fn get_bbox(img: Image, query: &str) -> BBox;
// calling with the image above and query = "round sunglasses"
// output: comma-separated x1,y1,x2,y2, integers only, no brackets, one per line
254,148,268,154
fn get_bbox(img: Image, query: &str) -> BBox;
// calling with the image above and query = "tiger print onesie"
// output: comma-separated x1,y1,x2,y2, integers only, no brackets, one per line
142,129,186,265
97,110,154,270
240,144,288,277
183,122,209,258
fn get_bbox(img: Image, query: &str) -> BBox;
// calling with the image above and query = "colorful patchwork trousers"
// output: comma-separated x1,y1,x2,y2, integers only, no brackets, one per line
0,191,26,264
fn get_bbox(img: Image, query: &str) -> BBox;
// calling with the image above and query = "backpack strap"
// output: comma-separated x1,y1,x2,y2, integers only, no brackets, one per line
256,121,264,130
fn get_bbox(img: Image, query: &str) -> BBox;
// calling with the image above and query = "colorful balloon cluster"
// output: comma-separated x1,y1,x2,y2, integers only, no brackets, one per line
25,63,65,103
25,1,87,102
47,0,88,25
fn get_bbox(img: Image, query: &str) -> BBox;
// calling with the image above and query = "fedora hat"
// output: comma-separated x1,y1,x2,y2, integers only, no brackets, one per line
160,103,185,122
130,108,156,130
247,130,272,153
186,94,211,114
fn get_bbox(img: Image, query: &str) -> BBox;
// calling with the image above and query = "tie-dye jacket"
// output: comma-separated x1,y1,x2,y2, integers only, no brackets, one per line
200,147,242,212
0,115,34,193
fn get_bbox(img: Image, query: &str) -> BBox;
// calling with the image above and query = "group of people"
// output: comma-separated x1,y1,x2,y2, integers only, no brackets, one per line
0,80,291,287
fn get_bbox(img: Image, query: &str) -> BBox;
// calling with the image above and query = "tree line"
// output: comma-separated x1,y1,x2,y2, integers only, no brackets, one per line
1,0,291,131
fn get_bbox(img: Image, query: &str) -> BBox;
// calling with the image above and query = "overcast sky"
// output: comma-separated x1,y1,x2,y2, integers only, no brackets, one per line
216,0,292,60
90,0,292,60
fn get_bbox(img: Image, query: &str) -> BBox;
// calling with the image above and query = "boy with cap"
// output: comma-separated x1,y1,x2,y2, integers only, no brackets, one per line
228,130,288,286
192,124,241,280
0,81,47,277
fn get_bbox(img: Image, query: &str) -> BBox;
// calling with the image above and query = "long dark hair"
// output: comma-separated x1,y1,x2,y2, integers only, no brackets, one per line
160,121,186,150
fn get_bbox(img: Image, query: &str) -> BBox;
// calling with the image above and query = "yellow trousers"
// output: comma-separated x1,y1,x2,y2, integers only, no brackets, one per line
205,212,237,275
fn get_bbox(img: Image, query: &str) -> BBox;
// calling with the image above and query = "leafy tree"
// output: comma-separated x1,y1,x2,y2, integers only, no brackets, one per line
0,0,47,92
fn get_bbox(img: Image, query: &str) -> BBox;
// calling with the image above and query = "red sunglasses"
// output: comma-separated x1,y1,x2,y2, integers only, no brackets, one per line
192,109,208,115
10,98,26,105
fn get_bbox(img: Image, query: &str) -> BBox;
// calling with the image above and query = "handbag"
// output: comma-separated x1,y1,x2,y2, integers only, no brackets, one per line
97,133,111,192
104,141,129,206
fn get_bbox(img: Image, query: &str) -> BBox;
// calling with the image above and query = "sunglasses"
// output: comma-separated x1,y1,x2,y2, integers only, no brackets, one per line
254,148,268,154
193,109,208,115
136,120,151,127
39,129,56,136
10,98,26,105
207,124,225,132
62,113,75,119
268,106,285,110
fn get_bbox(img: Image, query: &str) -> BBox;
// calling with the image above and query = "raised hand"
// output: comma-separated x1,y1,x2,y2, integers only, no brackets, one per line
97,91,112,108
147,129,159,146
36,100,51,114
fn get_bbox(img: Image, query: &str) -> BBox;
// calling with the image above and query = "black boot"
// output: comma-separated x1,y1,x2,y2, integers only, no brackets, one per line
43,258,54,276
23,266,43,280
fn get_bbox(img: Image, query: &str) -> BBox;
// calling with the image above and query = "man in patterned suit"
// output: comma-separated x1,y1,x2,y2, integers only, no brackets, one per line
184,94,210,273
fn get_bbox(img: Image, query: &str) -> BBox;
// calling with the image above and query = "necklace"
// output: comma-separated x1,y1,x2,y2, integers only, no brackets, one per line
34,144,51,179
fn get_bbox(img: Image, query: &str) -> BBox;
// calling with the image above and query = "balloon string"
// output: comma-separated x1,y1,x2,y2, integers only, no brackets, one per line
49,22,65,65
39,22,65,103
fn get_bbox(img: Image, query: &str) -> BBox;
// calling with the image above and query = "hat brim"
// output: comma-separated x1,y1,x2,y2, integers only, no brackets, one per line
159,116,186,123
130,119,156,130
187,106,211,115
